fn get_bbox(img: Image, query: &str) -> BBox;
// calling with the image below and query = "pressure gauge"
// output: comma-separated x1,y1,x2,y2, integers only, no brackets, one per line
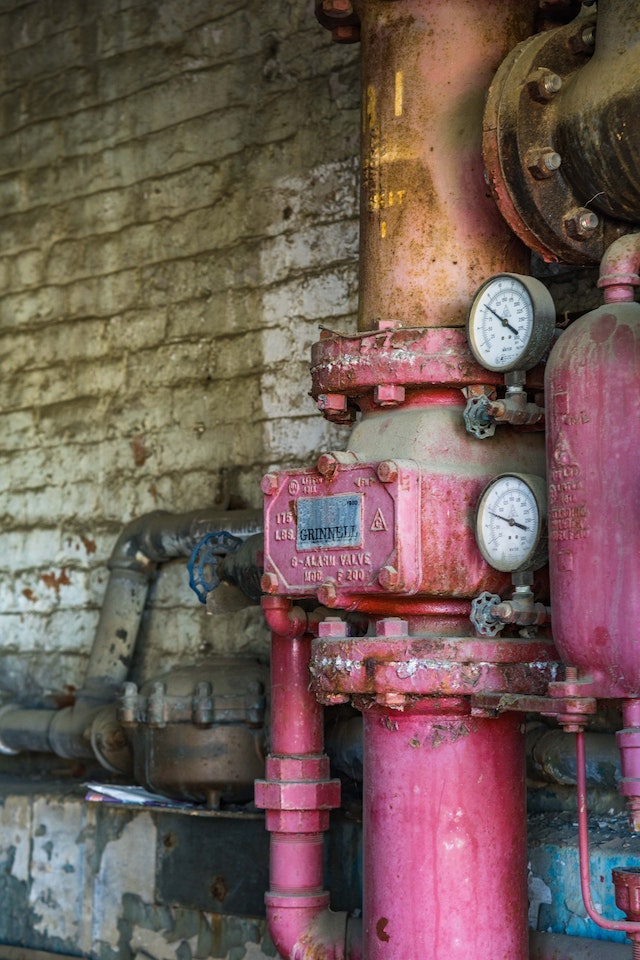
475,473,547,573
467,273,556,373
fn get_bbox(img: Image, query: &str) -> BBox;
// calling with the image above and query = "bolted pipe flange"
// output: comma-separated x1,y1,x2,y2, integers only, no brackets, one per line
482,9,628,266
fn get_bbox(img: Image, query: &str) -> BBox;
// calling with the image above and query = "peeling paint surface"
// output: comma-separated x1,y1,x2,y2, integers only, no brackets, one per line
0,796,31,883
30,798,85,943
93,813,156,949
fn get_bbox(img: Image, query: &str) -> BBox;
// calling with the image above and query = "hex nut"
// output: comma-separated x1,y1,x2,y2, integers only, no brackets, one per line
565,207,599,239
260,572,279,594
377,460,398,483
528,69,562,103
261,473,279,495
526,148,562,180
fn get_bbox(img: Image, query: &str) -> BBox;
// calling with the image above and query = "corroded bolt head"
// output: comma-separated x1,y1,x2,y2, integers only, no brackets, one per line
318,579,339,606
261,473,279,495
570,24,596,53
260,572,279,595
317,692,351,705
378,565,401,590
529,69,562,102
565,207,599,239
377,617,409,637
317,393,347,414
332,24,360,42
527,148,562,180
377,460,398,483
322,0,353,15
317,453,339,478
376,692,410,708
373,383,405,407
318,617,348,638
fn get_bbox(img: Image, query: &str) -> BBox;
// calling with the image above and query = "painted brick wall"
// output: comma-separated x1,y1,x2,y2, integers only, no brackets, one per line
0,0,360,697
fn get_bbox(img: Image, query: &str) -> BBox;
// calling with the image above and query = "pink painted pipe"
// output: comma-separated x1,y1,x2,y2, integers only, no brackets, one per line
598,235,640,303
576,728,640,937
363,699,528,960
255,623,361,960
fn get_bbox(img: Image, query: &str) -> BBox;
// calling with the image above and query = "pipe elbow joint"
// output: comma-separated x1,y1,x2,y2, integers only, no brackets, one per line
266,897,354,960
598,235,640,303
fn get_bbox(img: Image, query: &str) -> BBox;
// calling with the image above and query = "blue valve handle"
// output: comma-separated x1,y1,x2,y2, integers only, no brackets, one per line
188,531,243,603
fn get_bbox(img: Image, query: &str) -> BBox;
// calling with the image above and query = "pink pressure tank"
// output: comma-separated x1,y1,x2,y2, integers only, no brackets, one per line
545,300,640,698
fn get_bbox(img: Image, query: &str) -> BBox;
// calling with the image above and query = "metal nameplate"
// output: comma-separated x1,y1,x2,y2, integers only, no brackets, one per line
297,495,362,550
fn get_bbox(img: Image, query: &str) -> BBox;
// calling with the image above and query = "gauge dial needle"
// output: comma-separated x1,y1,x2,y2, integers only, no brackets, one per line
488,510,529,532
485,304,520,337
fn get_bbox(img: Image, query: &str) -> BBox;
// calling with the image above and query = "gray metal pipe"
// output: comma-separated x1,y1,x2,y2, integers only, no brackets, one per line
530,931,631,959
86,508,263,698
0,507,263,766
528,726,621,790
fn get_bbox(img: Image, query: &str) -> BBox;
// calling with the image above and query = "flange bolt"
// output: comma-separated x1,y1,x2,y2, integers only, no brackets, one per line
565,207,599,239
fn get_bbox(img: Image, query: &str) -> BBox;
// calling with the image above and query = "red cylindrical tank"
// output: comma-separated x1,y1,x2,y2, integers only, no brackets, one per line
545,301,640,697
363,701,527,960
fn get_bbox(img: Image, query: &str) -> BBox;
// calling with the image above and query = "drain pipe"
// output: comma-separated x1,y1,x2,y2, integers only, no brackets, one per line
0,508,262,768
255,597,362,960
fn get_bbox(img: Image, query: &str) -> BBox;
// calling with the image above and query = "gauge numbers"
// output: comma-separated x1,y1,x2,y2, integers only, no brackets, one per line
467,273,556,373
475,473,547,573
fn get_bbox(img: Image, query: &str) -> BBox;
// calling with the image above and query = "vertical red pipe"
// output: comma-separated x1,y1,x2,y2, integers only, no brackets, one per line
270,632,323,757
363,700,528,960
255,628,344,959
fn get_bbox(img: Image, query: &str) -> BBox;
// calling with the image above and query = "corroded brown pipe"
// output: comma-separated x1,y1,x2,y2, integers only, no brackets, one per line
353,0,538,329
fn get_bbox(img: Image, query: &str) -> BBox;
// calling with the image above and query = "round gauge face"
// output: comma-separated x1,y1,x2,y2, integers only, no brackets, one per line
467,273,555,373
475,473,546,573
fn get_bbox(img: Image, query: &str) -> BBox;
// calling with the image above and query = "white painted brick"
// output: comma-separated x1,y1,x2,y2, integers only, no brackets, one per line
0,0,360,700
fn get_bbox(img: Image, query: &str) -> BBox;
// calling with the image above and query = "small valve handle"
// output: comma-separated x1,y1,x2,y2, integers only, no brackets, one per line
188,531,243,603
470,591,505,636
463,394,496,439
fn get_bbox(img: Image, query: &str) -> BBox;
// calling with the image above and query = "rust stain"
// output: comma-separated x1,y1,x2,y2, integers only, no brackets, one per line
22,588,37,603
54,685,77,709
130,433,147,467
40,568,71,595
81,535,97,555
210,875,228,903
162,831,177,850
376,917,390,942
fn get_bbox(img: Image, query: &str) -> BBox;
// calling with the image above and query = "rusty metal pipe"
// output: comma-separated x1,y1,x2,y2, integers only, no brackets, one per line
557,0,640,223
0,508,262,766
86,507,262,698
353,0,537,329
529,931,632,959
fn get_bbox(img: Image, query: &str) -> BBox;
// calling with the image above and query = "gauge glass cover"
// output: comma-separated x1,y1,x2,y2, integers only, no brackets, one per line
468,275,535,371
476,474,543,572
